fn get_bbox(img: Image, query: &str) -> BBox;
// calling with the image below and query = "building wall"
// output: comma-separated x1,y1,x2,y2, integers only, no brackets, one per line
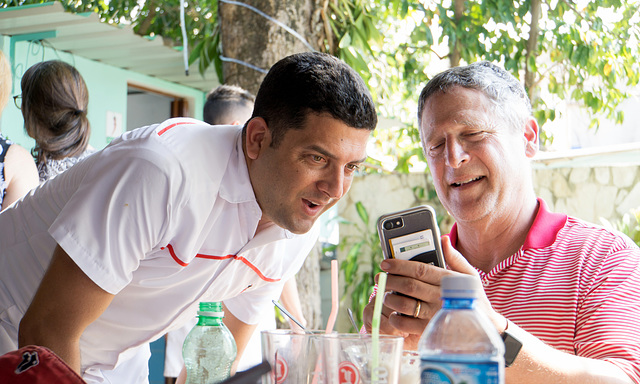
534,164,640,225
0,37,205,152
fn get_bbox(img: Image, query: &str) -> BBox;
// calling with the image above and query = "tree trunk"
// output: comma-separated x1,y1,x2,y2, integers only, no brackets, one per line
219,0,324,95
219,0,326,329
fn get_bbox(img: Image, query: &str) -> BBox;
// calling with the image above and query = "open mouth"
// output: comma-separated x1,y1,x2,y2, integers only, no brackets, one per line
304,199,320,209
451,176,484,187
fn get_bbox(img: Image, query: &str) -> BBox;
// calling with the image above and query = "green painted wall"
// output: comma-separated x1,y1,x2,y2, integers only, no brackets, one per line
1,36,205,152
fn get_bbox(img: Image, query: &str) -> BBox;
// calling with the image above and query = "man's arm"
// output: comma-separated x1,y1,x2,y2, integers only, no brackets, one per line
279,277,307,330
222,302,258,374
364,236,635,384
18,245,114,373
498,320,633,384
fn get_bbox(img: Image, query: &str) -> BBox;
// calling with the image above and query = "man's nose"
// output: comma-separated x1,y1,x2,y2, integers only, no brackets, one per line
318,169,345,200
445,139,469,168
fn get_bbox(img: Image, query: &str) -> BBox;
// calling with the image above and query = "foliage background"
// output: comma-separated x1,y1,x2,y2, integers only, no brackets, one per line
5,0,639,167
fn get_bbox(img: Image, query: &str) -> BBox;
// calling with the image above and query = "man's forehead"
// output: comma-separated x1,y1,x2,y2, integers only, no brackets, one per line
421,90,493,125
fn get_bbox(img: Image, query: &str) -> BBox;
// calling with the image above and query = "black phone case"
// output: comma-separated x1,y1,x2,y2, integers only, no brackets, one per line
376,205,445,268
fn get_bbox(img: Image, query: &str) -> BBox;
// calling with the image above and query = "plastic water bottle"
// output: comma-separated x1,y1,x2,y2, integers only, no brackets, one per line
183,302,237,384
418,275,505,384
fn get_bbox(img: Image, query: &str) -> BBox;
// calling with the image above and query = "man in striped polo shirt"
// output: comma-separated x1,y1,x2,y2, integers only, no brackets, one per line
364,61,640,383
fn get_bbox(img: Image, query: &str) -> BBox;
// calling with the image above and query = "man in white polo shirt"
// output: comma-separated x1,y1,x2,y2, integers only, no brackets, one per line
363,61,640,383
0,52,377,383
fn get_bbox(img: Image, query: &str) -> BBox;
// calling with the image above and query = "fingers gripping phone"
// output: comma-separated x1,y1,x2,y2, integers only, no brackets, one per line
376,205,445,268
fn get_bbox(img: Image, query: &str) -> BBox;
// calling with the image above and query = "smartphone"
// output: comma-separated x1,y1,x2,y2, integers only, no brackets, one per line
376,205,445,268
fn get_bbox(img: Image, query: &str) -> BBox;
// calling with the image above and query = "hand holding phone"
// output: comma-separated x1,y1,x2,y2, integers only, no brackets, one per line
376,205,445,268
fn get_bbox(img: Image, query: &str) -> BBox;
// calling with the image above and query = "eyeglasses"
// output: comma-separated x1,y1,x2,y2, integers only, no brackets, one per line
13,95,21,110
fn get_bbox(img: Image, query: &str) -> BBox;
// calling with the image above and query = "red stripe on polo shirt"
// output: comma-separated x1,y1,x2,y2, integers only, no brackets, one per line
157,121,196,136
165,244,188,267
195,253,281,282
164,245,281,283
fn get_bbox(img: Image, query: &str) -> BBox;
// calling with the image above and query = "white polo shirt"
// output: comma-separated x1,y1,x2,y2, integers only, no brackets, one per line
0,118,318,383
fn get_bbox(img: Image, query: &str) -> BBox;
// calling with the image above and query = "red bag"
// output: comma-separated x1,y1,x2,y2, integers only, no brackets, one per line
0,345,85,383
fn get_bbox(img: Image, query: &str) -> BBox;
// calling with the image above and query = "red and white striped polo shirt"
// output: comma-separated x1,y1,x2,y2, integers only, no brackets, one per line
449,198,640,382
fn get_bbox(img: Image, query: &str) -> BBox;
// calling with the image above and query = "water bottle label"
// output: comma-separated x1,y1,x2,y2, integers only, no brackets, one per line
420,360,501,384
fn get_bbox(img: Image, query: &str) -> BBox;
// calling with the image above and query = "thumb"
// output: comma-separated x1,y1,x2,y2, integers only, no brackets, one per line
441,235,479,277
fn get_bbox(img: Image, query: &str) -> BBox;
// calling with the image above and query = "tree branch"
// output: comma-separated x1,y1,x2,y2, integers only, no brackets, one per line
525,0,541,100
136,0,157,37
321,0,335,54
450,0,464,67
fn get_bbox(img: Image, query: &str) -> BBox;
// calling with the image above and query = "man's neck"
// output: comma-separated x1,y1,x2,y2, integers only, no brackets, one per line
254,219,273,236
455,196,539,273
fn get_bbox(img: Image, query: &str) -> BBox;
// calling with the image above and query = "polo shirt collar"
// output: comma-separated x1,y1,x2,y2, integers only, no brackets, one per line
218,129,258,204
447,198,567,251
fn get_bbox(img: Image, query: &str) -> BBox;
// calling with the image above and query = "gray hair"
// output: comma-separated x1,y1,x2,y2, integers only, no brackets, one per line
417,61,532,132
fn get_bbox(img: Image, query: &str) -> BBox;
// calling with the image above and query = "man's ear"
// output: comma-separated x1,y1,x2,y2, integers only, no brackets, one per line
245,117,270,160
523,117,539,158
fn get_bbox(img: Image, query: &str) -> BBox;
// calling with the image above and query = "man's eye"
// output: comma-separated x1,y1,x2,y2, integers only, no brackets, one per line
430,142,444,151
311,155,324,162
346,164,360,172
466,131,486,139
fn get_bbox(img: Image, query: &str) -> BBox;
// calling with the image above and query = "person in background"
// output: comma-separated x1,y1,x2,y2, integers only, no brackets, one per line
0,50,38,210
162,85,308,383
202,84,254,126
0,51,377,384
363,61,640,383
19,60,94,183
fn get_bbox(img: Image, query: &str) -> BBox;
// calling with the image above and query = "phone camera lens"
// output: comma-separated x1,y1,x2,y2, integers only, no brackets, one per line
383,220,394,230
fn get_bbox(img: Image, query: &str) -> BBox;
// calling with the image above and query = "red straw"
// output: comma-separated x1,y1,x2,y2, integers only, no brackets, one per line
325,259,339,333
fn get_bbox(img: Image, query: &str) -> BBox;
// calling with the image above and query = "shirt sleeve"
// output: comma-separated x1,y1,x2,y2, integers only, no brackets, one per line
49,144,186,295
575,247,640,383
224,280,287,326
224,225,321,325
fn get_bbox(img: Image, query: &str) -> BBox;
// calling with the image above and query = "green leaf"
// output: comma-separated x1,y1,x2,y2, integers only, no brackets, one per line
339,32,352,49
355,201,369,226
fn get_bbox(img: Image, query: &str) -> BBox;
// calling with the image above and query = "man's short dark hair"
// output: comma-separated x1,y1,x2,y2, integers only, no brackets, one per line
250,52,377,147
203,84,255,125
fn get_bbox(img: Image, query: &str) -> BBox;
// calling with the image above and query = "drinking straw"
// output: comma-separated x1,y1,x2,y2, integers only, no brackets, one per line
325,259,339,333
371,272,387,383
272,300,308,331
347,307,358,332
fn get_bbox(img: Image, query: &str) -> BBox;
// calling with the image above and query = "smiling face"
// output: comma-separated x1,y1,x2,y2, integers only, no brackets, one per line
245,112,371,234
419,86,538,225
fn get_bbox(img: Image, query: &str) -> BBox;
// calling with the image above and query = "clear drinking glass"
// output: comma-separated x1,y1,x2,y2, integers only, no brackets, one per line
321,333,404,384
261,329,325,384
